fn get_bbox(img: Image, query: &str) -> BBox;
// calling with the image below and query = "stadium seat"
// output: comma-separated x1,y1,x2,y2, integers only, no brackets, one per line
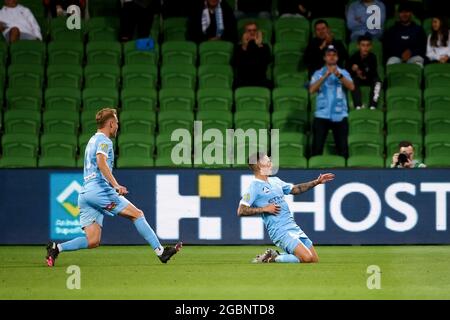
0,133,38,168
273,69,308,88
119,110,156,135
271,132,307,169
0,41,7,66
238,18,273,43
311,17,346,41
86,41,122,65
38,133,78,167
45,88,81,112
124,40,159,65
386,87,422,111
272,87,308,113
80,109,99,134
6,88,42,111
424,110,450,135
348,133,384,157
235,87,271,112
196,110,233,134
160,64,197,89
159,88,195,112
308,155,346,169
425,134,450,167
47,64,83,89
47,41,84,66
155,132,192,167
84,64,121,89
87,16,120,42
231,141,269,168
386,63,422,88
43,110,79,134
273,42,305,69
161,41,197,65
10,40,46,65
121,88,157,111
199,41,234,65
89,0,120,16
158,110,195,134
163,17,188,41
193,142,232,169
234,110,270,131
386,134,423,160
272,109,308,133
424,64,450,89
198,65,234,89
274,17,310,44
8,64,44,89
49,17,84,42
3,109,41,134
121,64,158,89
347,86,385,110
82,88,119,111
197,88,233,111
424,88,450,112
117,133,154,168
386,110,422,135
348,109,384,135
347,156,385,168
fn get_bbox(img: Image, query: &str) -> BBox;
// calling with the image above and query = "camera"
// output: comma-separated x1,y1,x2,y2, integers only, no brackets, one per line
397,153,409,166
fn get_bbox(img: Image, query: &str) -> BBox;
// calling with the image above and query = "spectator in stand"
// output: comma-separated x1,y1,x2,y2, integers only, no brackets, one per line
235,22,272,88
278,0,312,19
0,0,42,43
390,141,426,168
188,0,238,43
234,0,271,20
346,0,386,41
347,34,382,110
309,0,347,19
384,2,427,66
44,0,85,18
426,16,450,64
120,0,159,42
309,45,354,158
305,19,348,76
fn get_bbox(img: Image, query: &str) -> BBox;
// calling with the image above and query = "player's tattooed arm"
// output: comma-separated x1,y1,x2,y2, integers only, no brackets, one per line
290,173,335,195
237,204,280,216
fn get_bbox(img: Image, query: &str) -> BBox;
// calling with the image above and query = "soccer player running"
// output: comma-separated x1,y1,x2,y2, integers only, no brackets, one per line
237,153,334,263
46,108,181,266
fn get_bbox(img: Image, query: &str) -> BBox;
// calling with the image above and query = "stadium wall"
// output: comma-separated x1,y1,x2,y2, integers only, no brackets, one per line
0,169,449,245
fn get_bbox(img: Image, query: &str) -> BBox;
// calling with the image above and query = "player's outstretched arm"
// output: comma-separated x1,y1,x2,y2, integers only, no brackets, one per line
290,173,335,195
96,154,128,195
237,204,280,217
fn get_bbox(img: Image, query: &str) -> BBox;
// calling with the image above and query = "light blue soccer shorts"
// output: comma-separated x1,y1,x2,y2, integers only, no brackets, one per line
274,228,313,255
78,186,130,229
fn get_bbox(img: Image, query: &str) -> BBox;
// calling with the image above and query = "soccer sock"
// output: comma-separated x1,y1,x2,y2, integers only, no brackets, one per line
59,236,88,252
133,216,164,255
275,253,300,263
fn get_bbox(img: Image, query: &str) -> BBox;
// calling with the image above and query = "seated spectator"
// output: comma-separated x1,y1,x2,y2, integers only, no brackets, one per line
346,0,386,41
384,2,427,66
426,16,450,64
278,0,312,19
347,34,382,110
309,45,355,158
391,141,426,168
188,0,238,43
234,22,271,88
305,19,348,76
120,0,159,42
234,0,271,20
44,0,86,18
0,0,42,43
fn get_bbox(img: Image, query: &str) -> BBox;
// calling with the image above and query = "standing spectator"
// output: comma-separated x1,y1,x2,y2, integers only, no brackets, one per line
234,0,271,20
235,22,271,88
44,0,86,18
426,16,450,64
0,0,42,43
384,2,427,66
278,0,312,19
347,34,382,110
305,20,348,76
309,45,354,158
188,0,238,43
346,0,386,41
120,0,159,42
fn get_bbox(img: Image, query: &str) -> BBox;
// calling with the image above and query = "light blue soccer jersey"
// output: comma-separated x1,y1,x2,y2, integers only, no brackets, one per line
240,177,307,244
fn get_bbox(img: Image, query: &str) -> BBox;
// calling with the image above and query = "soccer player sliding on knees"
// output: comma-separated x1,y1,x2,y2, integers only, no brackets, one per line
46,108,181,266
237,153,334,263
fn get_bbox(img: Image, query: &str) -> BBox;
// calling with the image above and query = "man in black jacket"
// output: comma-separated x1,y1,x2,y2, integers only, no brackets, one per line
120,0,159,42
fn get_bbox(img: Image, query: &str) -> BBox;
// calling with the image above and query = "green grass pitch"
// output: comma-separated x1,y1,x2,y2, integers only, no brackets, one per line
1,245,449,299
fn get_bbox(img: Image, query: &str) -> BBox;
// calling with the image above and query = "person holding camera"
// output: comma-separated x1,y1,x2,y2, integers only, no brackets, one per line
391,141,426,168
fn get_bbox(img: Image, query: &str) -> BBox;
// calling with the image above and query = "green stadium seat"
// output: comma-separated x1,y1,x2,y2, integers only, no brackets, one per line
273,42,305,69
6,88,42,111
308,155,346,169
193,141,232,169
38,133,77,167
3,109,41,134
311,17,346,41
119,110,156,135
82,88,119,111
198,65,233,89
162,41,197,65
234,110,270,131
121,88,157,111
231,140,270,168
84,64,121,89
425,110,450,135
50,17,84,42
272,87,308,113
199,41,234,65
43,110,79,135
425,134,450,167
117,133,154,168
0,41,8,65
155,132,192,167
424,64,450,89
163,17,188,41
197,88,233,111
160,64,197,89
158,110,195,134
386,63,422,88
270,132,307,168
348,109,384,135
235,87,271,112
89,0,120,16
386,109,422,135
45,88,81,112
424,88,450,112
386,87,422,111
0,133,38,168
238,18,273,43
347,85,385,109
20,0,46,18
124,40,159,65
47,64,83,89
386,134,423,160
86,41,122,65
274,17,310,44
347,156,385,168
80,109,99,134
8,64,44,89
47,41,84,66
196,110,233,133
348,133,384,157
122,64,158,89
273,69,308,88
87,16,120,42
159,88,195,112
10,40,46,65
272,109,308,133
